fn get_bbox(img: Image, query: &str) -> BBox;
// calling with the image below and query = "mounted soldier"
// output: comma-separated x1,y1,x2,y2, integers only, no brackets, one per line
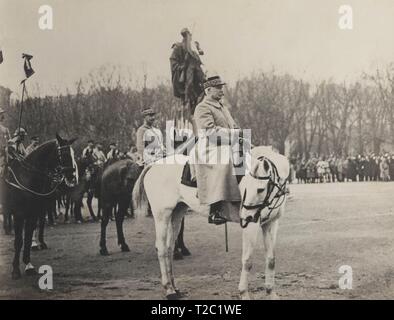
136,108,166,166
192,75,248,225
8,127,27,158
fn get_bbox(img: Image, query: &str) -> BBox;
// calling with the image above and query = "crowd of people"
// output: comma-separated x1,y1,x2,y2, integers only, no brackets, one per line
289,153,394,184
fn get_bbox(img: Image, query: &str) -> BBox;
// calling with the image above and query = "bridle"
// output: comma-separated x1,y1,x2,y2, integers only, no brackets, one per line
5,141,75,197
240,156,287,228
56,144,76,176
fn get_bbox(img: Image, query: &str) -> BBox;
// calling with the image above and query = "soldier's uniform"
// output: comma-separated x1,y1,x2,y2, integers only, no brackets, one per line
93,146,107,166
8,128,27,157
106,144,119,161
136,108,165,165
82,145,95,159
192,76,246,225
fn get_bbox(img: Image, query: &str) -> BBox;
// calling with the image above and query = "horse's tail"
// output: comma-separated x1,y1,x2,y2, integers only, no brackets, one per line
132,164,152,217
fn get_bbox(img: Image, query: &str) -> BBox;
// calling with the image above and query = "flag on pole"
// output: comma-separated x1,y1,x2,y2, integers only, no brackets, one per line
0,49,3,64
21,53,34,82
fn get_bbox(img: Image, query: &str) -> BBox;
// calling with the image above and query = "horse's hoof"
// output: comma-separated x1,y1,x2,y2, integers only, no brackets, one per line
100,248,110,256
181,247,191,256
25,268,37,276
121,244,130,252
173,250,183,260
12,269,21,280
175,289,186,298
31,245,40,251
166,293,179,300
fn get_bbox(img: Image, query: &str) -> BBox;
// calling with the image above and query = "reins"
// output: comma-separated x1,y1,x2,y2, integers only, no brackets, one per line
5,142,73,197
6,166,64,197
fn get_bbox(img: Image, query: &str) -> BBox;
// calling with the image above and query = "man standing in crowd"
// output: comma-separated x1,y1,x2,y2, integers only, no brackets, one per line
93,143,107,166
82,140,95,159
106,142,119,163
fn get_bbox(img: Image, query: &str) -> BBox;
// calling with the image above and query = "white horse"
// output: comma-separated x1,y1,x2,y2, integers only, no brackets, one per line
132,146,289,300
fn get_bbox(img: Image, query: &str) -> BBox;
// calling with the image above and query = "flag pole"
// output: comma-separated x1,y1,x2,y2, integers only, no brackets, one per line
17,80,26,133
17,53,34,133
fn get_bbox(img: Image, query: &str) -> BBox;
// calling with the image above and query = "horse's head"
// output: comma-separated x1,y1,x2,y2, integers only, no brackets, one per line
55,133,78,187
240,156,285,225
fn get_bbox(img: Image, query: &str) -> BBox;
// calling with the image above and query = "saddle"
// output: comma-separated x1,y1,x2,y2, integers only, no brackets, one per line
181,161,197,187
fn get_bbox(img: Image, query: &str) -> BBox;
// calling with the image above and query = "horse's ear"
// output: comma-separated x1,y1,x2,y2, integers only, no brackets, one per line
56,133,64,144
69,137,77,145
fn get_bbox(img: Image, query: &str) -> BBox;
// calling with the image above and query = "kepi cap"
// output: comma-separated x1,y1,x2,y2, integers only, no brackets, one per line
203,76,226,90
142,108,156,116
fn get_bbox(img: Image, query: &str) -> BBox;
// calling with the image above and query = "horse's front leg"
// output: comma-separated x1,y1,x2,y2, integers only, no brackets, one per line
262,218,280,300
99,203,111,256
12,215,24,279
86,191,96,221
115,199,129,252
96,196,102,219
155,212,177,299
64,194,71,222
238,222,259,300
37,213,48,249
3,209,13,235
23,217,38,275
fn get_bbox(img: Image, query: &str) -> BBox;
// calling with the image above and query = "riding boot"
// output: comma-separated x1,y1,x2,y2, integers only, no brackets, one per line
208,201,226,225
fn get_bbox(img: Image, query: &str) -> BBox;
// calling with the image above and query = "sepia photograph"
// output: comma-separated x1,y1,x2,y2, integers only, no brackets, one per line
1,0,394,303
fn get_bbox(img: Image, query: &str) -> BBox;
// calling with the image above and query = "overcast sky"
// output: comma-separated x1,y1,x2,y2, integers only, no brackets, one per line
1,0,394,97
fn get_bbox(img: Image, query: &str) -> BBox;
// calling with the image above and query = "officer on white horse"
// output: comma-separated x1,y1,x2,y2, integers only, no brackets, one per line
193,75,245,225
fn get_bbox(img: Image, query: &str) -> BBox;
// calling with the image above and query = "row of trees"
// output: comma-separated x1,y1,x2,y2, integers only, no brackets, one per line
4,65,394,157
227,66,394,156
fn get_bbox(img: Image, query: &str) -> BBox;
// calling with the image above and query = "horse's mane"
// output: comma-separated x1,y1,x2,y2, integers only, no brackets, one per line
24,139,57,163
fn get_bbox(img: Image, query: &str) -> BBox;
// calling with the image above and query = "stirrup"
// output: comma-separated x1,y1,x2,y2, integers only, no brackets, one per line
208,214,227,225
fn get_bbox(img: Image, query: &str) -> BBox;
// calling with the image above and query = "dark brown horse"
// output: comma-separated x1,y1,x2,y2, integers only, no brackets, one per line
99,159,143,255
3,134,77,279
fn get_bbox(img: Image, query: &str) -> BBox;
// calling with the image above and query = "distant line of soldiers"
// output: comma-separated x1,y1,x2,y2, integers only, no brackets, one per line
290,154,394,183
